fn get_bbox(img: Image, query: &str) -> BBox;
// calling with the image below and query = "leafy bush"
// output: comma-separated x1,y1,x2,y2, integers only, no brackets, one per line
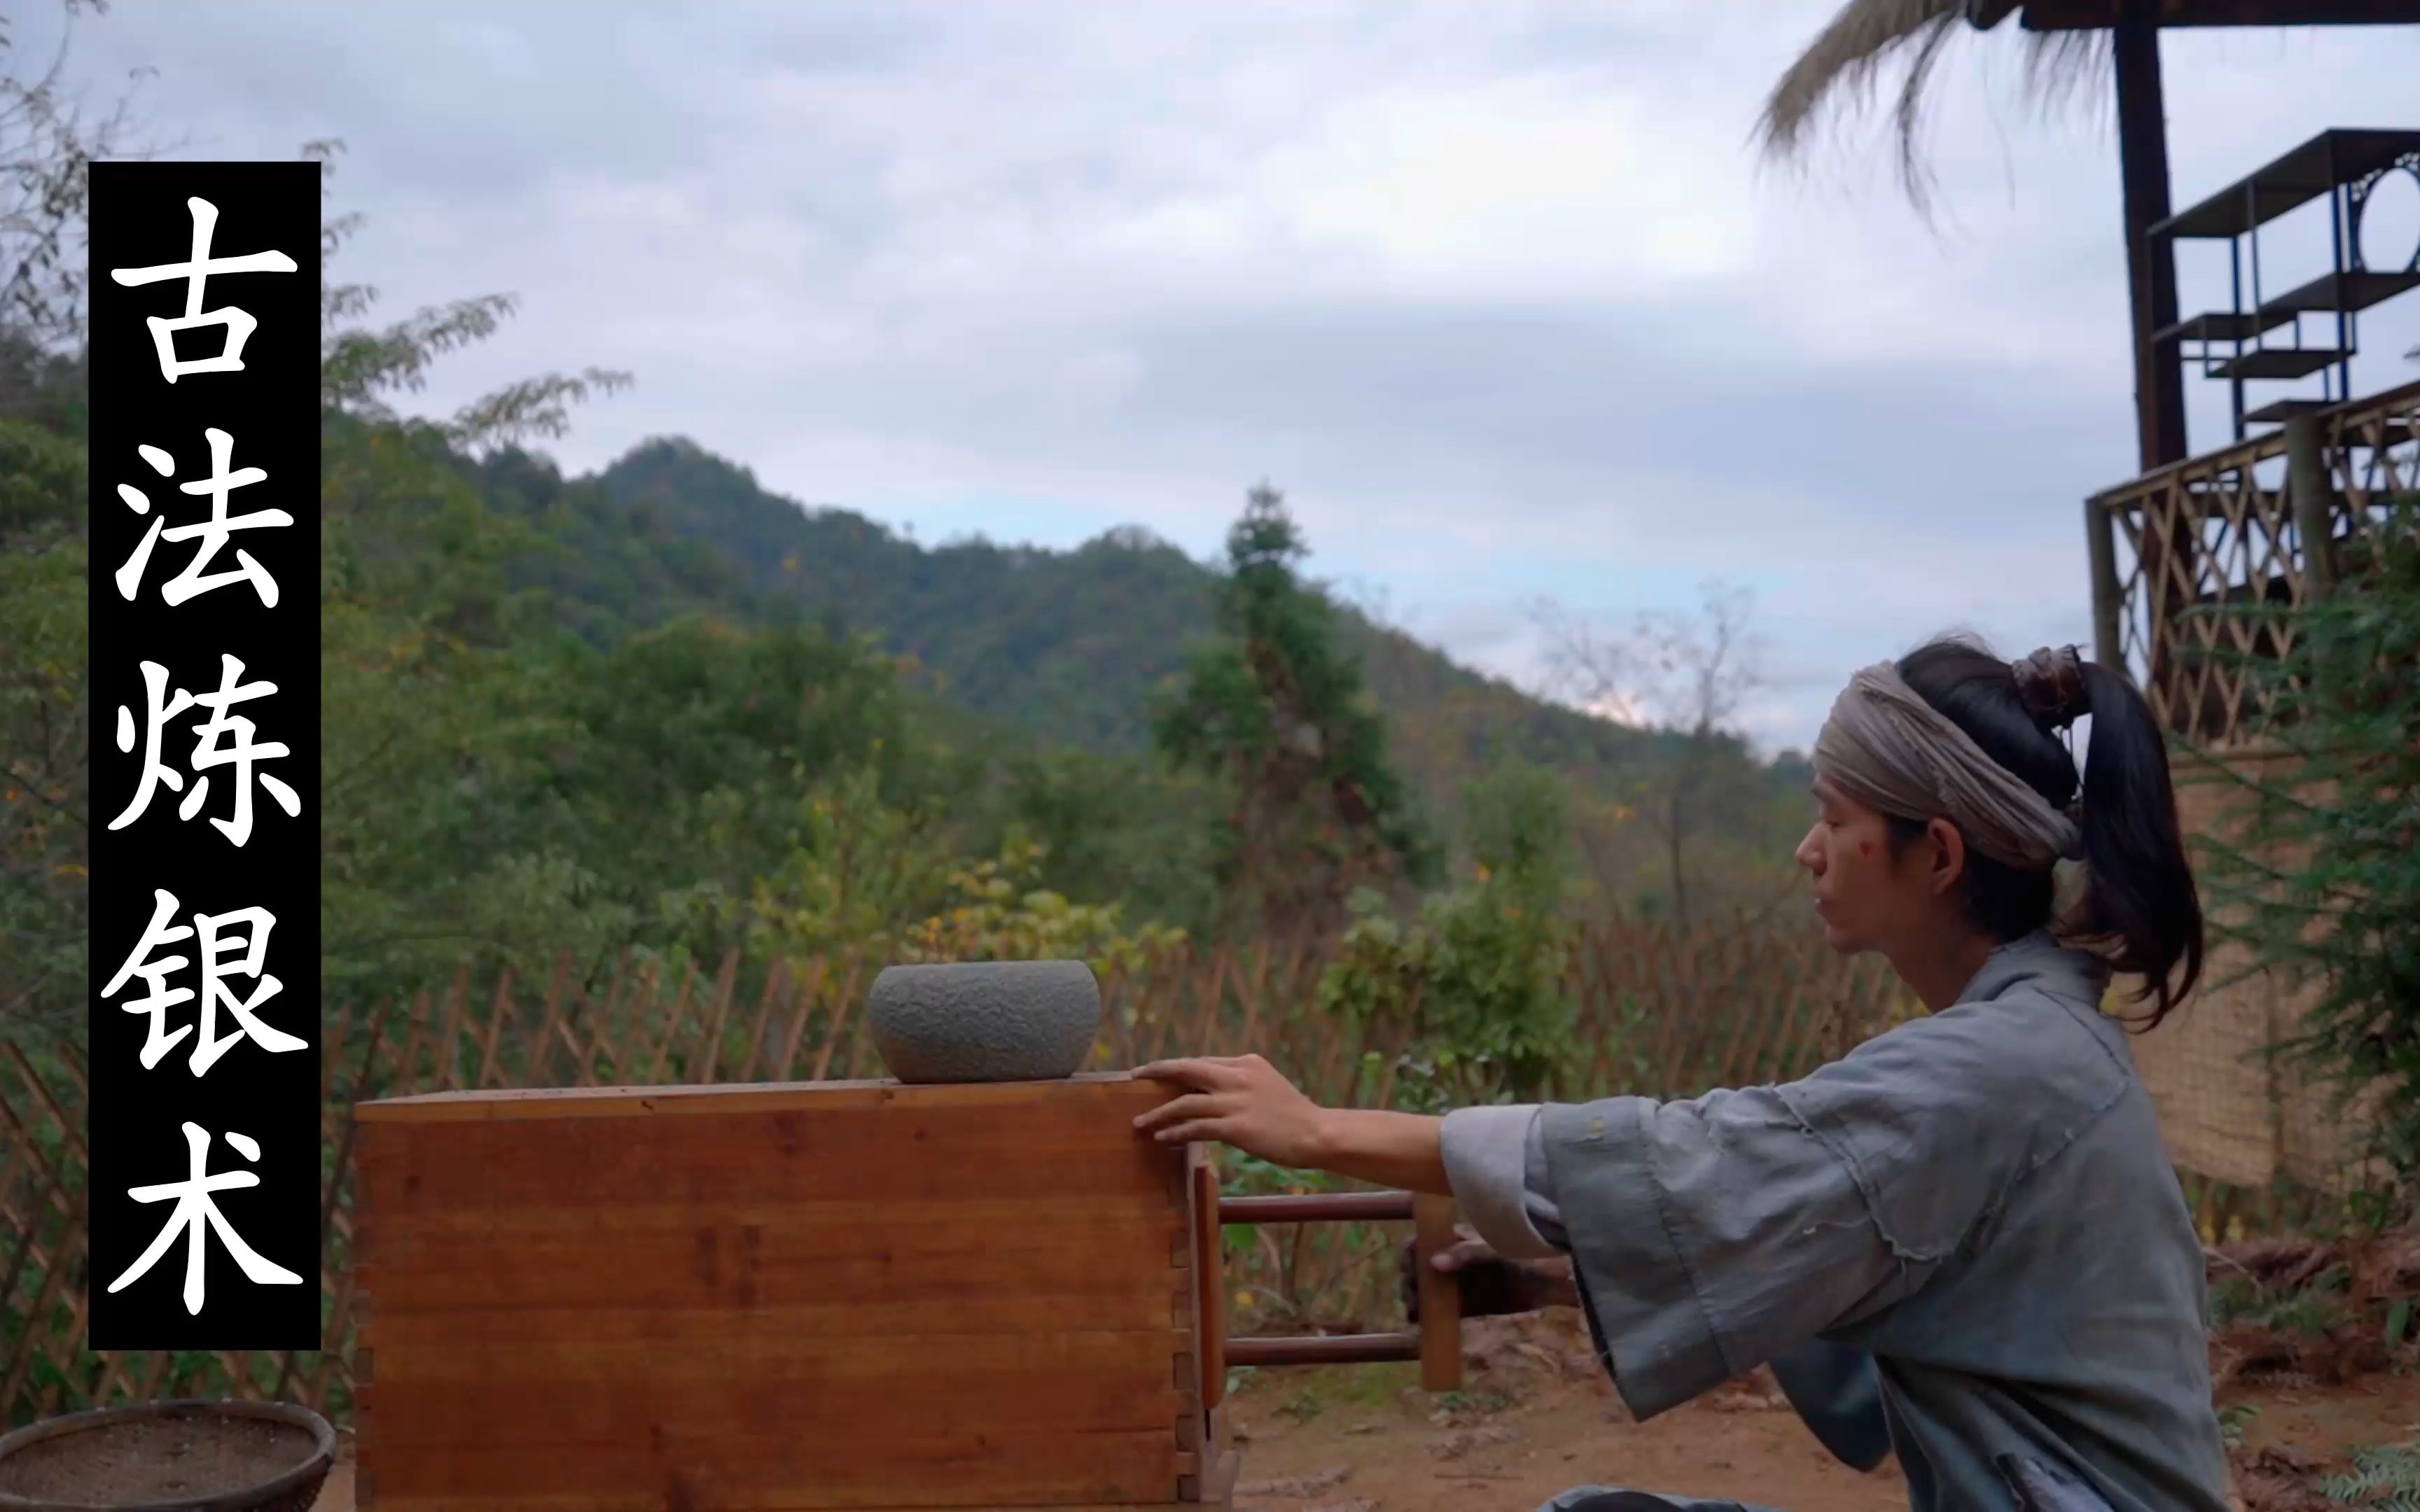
1317,760,1579,1110
2189,500,2420,1219
2321,1438,2420,1508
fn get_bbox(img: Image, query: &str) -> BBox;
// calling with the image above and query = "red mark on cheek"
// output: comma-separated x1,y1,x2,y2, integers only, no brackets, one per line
1858,841,1875,858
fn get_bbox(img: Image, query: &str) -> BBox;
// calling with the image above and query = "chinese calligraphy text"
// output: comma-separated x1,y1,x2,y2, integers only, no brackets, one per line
90,162,321,1350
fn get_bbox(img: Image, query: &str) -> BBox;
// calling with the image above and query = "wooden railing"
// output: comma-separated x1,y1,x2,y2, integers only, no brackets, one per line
2087,379,2420,745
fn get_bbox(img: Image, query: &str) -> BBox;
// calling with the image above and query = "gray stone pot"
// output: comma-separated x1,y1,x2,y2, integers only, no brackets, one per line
865,960,1103,1084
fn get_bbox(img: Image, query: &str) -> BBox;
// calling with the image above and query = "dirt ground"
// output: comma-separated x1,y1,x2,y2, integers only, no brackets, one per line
300,1312,2420,1511
1214,1312,2420,1512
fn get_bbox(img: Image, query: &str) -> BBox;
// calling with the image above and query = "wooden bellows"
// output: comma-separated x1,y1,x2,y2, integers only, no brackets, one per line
352,1073,1461,1512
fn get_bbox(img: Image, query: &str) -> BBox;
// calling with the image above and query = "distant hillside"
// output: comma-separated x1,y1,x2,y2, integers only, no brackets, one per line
474,434,1809,904
587,438,1685,760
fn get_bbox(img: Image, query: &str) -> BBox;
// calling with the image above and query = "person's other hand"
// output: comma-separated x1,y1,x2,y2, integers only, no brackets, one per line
1130,1054,1328,1168
1400,1224,1574,1322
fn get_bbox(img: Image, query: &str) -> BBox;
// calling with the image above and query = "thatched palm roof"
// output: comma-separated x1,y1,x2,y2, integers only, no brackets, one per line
1756,0,2106,212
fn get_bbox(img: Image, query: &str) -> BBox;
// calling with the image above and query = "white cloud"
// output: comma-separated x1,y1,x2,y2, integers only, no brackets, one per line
43,0,2420,750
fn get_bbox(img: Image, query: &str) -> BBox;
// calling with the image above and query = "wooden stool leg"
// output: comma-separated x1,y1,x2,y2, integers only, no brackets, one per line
1412,1192,1462,1392
1194,1157,1227,1410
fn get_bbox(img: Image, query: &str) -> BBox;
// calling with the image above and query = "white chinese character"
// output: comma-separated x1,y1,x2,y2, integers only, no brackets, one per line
108,196,298,384
115,430,290,608
101,888,305,1076
108,654,300,846
106,1123,305,1317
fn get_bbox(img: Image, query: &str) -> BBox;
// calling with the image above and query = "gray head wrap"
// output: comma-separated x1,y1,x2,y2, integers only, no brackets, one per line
1812,661,2082,871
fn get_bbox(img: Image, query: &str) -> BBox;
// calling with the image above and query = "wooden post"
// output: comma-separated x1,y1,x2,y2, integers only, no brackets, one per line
1210,1187,1463,1390
2114,0,2188,472
2087,494,2127,680
2285,412,2335,600
2285,411,2341,713
1413,1193,1463,1392
1193,1158,1228,1411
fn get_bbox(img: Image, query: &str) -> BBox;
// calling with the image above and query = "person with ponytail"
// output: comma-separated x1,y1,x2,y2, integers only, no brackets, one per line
1134,638,2227,1512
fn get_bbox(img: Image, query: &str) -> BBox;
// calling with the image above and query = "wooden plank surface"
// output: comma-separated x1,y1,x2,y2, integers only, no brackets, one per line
359,1229,1182,1315
357,1074,1201,1510
360,1292,1188,1345
356,1072,1162,1122
358,1099,1180,1210
361,1427,1191,1511
359,1331,1191,1442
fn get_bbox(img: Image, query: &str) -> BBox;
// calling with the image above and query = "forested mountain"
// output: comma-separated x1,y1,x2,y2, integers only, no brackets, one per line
475,434,1801,859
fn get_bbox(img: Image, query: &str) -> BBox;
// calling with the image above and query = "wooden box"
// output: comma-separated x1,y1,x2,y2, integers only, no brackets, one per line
353,1074,1236,1512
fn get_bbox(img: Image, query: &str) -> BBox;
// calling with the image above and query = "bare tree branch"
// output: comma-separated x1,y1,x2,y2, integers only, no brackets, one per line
0,0,177,349
1528,581,1768,930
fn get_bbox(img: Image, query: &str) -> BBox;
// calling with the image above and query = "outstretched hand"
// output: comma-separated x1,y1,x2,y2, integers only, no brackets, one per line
1401,1225,1578,1322
1129,1054,1329,1168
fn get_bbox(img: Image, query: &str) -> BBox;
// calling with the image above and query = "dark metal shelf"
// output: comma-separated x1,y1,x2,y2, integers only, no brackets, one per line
2211,347,2351,380
2157,309,2291,346
2160,272,2420,349
2019,2,2420,31
2243,398,2332,424
2259,269,2420,318
2153,129,2420,241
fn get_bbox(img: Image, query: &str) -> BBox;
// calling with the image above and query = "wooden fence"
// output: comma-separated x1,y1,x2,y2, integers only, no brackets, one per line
2088,376,2419,747
0,916,2280,1432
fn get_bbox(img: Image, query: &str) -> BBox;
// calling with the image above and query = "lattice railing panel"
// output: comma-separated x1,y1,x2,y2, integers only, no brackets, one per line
2097,380,2420,745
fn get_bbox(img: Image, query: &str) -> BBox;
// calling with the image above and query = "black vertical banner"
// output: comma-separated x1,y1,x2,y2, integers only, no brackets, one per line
88,162,321,1350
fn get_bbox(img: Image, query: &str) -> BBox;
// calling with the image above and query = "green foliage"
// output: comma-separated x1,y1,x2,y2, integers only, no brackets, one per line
0,411,88,1035
1462,758,1575,911
1211,1149,1386,1334
508,435,1815,926
906,844,1190,976
2219,1404,2258,1448
1153,483,1440,937
2189,503,2420,1211
1433,1387,1515,1416
978,743,1223,941
2322,1438,2420,1508
597,440,1225,755
316,140,631,455
2209,1265,2351,1337
0,2,134,349
1317,760,1580,1109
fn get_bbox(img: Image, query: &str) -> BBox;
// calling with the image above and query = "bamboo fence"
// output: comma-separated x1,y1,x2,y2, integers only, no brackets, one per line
0,917,2283,1429
2090,377,2419,747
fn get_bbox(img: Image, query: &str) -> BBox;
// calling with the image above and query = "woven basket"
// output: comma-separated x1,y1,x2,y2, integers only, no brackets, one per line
0,1399,335,1512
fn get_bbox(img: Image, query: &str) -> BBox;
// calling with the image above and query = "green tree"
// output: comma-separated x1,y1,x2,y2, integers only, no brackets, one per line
0,0,148,1035
1317,757,1579,1109
0,407,88,1033
1461,757,1575,913
2188,502,2420,1219
1153,483,1438,939
985,744,1221,935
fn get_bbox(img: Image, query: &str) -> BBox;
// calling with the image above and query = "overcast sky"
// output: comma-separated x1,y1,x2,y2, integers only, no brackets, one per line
40,3,2419,750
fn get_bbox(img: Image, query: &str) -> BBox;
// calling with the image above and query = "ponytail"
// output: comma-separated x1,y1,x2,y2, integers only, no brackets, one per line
2072,662,2204,1025
1889,638,2205,1028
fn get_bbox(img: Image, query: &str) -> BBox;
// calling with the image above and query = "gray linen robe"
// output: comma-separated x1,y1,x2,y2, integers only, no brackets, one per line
1437,932,2230,1512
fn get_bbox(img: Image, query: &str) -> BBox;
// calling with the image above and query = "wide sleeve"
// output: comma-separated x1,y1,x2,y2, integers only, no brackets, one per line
1767,1337,1893,1472
1436,1104,1566,1259
1534,1011,2031,1421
